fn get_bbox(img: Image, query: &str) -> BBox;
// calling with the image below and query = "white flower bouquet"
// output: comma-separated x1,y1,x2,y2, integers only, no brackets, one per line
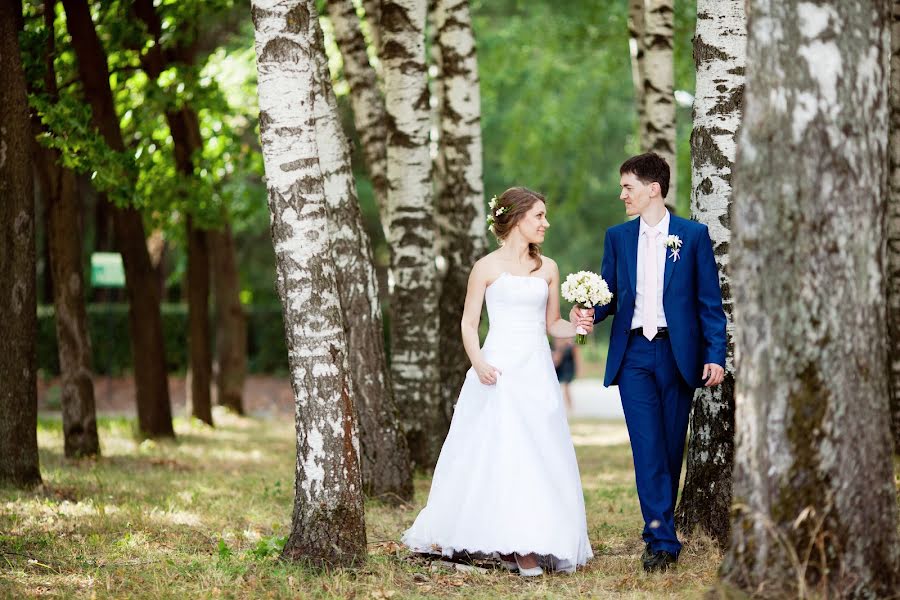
561,271,613,344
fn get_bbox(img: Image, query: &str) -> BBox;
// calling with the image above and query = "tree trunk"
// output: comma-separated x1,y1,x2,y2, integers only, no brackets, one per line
721,1,900,596
209,225,247,415
642,0,676,202
433,0,486,431
381,0,442,470
0,0,42,487
628,0,647,147
30,0,100,459
62,0,174,437
361,0,382,54
888,0,900,453
310,12,413,501
675,0,745,547
133,0,213,426
46,169,101,458
252,0,366,566
185,217,213,425
327,0,389,222
40,203,54,304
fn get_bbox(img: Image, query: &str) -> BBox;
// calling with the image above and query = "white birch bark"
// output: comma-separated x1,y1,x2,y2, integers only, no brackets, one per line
628,0,647,147
676,0,745,547
381,0,441,468
251,0,365,566
310,11,413,501
887,0,900,452
722,1,900,595
642,0,677,202
433,0,486,427
326,0,389,222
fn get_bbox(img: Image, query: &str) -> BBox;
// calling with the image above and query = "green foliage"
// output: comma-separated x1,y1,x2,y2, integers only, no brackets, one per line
217,538,233,560
36,304,291,376
22,0,697,318
470,0,697,278
246,535,288,560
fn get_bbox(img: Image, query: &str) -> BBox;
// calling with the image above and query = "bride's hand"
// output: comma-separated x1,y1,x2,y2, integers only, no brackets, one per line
474,361,501,385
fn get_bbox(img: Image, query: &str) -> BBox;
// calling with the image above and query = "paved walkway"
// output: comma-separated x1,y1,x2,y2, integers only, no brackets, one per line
568,378,624,420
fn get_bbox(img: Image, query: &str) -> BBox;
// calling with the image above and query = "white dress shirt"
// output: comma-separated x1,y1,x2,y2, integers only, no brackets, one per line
631,211,669,330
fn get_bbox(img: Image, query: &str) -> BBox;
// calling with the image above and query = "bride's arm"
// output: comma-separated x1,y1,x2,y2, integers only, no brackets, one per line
545,259,578,339
461,261,501,385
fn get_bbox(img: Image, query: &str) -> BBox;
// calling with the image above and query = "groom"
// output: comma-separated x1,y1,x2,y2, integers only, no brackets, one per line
574,153,726,572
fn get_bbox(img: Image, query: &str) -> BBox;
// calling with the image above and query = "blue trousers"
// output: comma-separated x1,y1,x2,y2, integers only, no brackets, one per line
617,334,694,556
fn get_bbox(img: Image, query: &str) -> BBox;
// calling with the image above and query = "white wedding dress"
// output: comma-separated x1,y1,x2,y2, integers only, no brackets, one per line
402,272,593,572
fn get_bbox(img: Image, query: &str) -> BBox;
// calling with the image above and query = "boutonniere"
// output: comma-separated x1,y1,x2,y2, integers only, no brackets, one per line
664,234,683,262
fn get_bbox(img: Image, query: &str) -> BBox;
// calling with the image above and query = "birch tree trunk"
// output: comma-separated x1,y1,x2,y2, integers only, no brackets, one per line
433,0,486,429
310,10,413,501
381,0,442,468
251,0,366,566
327,0,389,220
0,0,42,488
628,0,647,147
642,0,676,202
32,0,99,459
675,0,745,547
721,1,900,596
62,0,174,438
888,0,900,452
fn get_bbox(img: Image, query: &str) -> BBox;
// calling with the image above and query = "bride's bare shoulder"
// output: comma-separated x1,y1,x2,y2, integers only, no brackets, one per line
471,252,504,284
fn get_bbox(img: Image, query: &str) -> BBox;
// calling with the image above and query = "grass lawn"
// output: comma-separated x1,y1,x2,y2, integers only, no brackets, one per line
1,411,725,598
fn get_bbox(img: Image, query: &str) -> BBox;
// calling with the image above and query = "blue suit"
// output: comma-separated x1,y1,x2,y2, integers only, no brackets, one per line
593,214,726,555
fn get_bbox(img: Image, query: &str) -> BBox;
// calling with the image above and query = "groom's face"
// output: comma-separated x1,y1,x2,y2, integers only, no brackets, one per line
619,172,652,217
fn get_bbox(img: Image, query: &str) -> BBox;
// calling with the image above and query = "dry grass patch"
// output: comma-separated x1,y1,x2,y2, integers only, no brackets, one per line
1,412,721,598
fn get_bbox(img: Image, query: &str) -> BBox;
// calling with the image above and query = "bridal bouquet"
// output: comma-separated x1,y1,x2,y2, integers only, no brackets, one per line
561,271,613,344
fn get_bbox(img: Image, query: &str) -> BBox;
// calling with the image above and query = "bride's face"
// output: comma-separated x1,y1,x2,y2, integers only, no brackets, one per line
515,201,549,244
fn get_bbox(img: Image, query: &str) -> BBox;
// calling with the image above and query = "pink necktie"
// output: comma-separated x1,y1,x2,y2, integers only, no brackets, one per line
642,229,660,341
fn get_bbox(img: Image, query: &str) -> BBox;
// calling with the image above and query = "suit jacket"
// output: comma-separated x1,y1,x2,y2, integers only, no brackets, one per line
593,214,727,389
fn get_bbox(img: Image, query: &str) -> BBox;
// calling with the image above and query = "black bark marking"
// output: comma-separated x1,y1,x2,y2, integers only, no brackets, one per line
259,37,309,65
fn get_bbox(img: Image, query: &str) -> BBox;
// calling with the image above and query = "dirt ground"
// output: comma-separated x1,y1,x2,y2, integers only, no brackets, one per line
36,375,296,417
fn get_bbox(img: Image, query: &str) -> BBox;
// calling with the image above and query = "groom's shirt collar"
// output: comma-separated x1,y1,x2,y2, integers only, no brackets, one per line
638,210,670,238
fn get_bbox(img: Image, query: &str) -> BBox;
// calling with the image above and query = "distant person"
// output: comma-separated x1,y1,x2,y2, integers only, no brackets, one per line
552,338,578,414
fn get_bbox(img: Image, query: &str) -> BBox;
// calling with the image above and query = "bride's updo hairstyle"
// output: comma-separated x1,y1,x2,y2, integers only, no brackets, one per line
489,187,545,273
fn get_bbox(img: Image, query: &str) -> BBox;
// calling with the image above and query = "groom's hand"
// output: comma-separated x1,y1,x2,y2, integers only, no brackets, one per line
702,363,724,387
569,306,595,334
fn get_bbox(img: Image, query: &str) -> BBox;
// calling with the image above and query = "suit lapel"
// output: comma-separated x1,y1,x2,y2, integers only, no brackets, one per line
624,218,640,295
663,216,682,295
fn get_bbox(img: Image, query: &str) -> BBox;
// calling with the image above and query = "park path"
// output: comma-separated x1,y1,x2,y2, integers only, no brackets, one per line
37,375,625,421
568,379,624,420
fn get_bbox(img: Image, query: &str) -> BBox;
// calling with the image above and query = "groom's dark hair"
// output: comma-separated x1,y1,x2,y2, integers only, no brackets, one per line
620,152,670,199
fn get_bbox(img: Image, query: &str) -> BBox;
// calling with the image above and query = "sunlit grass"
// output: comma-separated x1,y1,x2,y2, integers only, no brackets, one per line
2,412,726,598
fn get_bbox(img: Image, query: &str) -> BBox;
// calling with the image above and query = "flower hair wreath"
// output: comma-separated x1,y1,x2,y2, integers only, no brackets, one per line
486,195,509,234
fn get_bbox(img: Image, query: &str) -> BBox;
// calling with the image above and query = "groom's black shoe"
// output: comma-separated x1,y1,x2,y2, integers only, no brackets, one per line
643,550,677,573
641,543,653,563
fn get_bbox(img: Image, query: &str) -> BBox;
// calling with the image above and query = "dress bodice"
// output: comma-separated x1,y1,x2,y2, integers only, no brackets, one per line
484,272,549,336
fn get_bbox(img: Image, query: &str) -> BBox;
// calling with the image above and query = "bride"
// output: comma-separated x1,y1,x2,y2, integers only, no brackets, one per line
402,187,594,576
